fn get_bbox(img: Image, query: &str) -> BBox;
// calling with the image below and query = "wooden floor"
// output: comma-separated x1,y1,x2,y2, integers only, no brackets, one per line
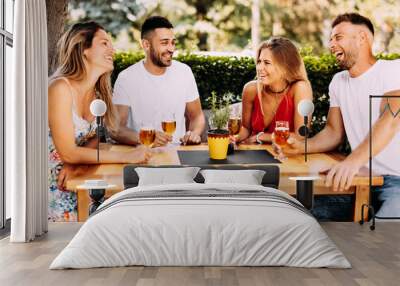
0,222,399,286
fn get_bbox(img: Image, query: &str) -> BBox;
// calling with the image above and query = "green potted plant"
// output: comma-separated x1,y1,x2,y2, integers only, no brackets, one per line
207,91,232,160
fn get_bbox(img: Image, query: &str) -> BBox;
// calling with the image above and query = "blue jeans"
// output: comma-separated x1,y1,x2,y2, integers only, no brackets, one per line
374,175,400,218
311,195,353,221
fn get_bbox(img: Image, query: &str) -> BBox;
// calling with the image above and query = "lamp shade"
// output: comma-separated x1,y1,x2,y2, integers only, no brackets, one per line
90,99,107,117
297,99,314,117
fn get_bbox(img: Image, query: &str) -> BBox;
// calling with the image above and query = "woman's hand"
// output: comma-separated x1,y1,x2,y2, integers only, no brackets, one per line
229,134,240,144
57,163,90,191
127,145,152,163
242,135,257,144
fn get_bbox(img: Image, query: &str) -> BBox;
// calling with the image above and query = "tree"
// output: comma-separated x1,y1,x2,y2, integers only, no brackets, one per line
171,0,251,51
257,0,332,53
46,0,69,75
343,0,400,53
184,0,225,50
69,0,160,42
251,0,260,52
64,0,400,54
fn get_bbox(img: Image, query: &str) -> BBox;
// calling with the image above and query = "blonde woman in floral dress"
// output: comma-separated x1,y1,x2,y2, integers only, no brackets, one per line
48,22,151,221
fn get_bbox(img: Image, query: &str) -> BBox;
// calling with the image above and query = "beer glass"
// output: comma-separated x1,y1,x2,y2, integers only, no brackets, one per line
228,106,241,153
161,112,176,136
274,121,290,146
274,120,290,160
228,117,241,135
139,122,156,147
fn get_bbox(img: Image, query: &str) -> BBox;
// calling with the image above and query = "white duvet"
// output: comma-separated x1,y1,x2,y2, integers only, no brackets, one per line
50,183,351,269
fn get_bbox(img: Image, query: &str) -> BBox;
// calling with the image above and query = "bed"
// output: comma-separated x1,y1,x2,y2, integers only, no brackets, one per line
50,165,350,269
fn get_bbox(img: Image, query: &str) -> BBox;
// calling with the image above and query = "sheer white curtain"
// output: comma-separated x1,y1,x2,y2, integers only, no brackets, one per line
8,0,48,242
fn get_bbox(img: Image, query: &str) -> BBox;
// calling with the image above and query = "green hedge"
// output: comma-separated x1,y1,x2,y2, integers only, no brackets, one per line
112,52,400,152
112,52,255,106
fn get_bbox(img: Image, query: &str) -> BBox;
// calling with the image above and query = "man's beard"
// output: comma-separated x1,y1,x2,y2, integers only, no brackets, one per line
337,50,357,70
149,46,172,68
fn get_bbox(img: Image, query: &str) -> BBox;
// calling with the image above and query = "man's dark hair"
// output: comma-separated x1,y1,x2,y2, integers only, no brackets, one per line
141,16,173,39
332,13,374,35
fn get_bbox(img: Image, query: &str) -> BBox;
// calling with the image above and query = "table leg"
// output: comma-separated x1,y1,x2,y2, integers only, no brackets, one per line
296,180,314,210
354,185,370,222
77,189,90,222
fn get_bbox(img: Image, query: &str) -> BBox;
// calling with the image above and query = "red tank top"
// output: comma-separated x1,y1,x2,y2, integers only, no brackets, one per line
250,88,295,135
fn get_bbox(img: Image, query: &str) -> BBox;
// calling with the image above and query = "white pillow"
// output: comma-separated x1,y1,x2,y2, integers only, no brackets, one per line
135,167,200,186
200,169,266,185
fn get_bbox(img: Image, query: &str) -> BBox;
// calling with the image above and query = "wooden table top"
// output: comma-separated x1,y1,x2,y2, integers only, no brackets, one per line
66,143,383,192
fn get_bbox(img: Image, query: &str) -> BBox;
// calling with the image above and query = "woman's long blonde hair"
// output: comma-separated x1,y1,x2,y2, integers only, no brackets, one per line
52,21,118,132
256,37,309,87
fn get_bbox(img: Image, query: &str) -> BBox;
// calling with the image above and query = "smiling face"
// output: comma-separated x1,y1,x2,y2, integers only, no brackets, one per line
256,48,285,86
143,28,176,67
83,29,115,73
329,22,364,70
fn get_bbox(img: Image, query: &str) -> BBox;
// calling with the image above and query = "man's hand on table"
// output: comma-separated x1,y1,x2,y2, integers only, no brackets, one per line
322,157,363,192
180,130,201,145
272,134,304,157
152,131,172,147
127,145,152,163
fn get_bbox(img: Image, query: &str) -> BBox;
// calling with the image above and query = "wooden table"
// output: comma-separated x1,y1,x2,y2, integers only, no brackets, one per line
66,143,383,222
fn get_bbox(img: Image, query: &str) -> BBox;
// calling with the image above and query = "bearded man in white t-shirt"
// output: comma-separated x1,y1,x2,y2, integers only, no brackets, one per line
277,13,400,217
111,16,205,146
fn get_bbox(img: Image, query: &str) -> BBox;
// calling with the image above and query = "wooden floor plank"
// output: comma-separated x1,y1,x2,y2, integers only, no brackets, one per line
0,222,399,286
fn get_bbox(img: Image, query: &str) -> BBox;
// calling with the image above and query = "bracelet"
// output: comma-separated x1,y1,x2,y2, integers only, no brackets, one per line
256,132,264,144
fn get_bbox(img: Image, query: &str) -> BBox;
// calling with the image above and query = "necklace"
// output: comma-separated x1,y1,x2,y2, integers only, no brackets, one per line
265,82,289,94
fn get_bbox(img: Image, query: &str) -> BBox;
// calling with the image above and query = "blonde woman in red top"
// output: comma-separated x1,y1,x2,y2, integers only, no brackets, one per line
233,37,313,144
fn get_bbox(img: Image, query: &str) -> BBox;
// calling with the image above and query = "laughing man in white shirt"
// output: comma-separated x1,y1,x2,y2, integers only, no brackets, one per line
277,13,400,217
111,16,205,147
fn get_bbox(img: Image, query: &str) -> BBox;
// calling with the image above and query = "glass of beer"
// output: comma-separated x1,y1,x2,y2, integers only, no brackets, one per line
229,105,241,148
228,117,241,136
139,122,156,147
161,112,176,136
274,120,290,146
274,120,290,160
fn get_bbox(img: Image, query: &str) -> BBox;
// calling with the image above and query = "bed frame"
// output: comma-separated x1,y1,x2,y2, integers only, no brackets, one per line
123,165,280,189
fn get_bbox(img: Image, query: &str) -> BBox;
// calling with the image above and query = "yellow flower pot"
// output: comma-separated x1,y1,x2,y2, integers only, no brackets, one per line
207,130,230,160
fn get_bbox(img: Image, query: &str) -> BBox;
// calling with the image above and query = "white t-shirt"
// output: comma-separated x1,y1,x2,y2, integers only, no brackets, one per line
329,59,400,176
113,59,200,142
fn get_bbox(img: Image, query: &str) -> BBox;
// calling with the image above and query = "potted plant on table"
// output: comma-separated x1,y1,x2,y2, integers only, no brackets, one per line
207,91,232,160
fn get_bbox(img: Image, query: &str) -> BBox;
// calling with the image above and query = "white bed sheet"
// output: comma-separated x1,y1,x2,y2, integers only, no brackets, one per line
50,183,351,269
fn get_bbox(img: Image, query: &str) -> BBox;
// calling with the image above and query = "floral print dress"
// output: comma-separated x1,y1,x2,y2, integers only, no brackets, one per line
48,96,97,222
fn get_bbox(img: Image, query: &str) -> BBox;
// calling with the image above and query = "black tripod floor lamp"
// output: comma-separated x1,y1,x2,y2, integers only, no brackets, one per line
360,95,400,230
76,99,115,216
